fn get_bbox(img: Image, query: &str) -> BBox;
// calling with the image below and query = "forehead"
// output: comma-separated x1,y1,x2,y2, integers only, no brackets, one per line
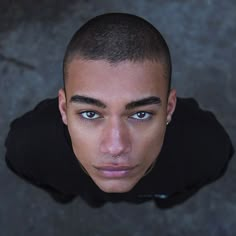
65,59,168,100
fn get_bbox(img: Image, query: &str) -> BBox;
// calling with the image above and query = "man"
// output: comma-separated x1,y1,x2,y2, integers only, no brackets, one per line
5,13,234,208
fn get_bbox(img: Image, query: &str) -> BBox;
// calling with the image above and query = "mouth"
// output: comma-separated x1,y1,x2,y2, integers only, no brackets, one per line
94,165,136,178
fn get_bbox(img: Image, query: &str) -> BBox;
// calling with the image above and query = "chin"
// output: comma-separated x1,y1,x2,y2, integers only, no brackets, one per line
94,179,138,193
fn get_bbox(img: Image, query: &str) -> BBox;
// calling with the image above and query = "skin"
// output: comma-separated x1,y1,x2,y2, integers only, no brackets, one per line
58,58,176,193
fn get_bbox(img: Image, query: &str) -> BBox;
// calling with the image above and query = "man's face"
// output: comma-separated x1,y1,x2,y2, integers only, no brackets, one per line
59,59,176,193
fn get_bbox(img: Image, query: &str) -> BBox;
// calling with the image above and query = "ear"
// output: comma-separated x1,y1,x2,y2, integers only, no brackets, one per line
58,88,68,125
166,89,177,124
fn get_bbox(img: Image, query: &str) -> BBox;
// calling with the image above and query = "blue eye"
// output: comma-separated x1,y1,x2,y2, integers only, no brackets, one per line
80,111,100,120
130,111,152,120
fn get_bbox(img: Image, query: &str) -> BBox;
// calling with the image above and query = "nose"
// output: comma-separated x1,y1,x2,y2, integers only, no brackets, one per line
100,118,131,157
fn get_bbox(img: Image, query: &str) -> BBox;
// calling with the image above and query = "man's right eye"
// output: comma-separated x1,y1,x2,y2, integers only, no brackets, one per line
79,111,100,120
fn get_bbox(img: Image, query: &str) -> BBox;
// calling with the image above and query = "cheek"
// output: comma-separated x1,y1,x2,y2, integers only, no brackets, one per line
67,117,99,162
132,120,166,161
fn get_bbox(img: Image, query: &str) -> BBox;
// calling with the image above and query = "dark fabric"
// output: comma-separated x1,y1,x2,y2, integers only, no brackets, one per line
5,97,234,208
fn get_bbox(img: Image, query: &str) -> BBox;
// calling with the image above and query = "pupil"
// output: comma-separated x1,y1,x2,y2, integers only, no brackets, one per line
87,112,95,118
138,112,145,118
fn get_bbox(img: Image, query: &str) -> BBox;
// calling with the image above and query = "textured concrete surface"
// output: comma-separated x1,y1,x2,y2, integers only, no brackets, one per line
0,0,235,235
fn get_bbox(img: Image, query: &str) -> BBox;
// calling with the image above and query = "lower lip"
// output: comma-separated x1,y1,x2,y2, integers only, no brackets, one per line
96,169,133,178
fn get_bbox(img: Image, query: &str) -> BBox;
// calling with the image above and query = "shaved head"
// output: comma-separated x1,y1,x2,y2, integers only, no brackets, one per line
63,13,172,91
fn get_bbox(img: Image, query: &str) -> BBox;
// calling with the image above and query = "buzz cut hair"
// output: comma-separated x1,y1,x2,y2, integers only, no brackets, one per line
63,13,172,91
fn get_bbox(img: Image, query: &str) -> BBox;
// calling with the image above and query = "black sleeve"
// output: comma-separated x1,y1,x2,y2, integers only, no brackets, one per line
5,116,38,183
4,98,53,183
4,99,77,204
155,98,235,209
177,98,234,184
196,109,234,183
4,98,58,183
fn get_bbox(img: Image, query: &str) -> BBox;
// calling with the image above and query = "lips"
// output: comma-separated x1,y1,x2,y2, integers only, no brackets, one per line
94,165,136,178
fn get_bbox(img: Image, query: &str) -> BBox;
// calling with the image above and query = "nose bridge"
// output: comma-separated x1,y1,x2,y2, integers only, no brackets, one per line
100,117,131,155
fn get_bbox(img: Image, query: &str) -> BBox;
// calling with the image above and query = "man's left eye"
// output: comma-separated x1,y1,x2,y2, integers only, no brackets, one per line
130,112,152,120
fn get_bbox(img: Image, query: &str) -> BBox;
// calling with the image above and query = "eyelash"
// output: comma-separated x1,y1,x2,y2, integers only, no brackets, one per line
77,111,154,122
79,111,101,120
129,111,153,121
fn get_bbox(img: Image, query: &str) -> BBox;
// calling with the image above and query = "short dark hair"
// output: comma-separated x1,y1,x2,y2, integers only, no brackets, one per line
63,13,172,90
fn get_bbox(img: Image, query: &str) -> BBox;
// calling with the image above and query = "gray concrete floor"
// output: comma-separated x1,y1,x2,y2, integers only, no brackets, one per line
0,1,235,235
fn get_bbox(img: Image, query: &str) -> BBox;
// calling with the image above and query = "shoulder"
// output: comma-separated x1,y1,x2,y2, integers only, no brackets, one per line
5,98,86,194
173,98,233,152
10,98,60,126
5,98,61,150
164,97,234,184
5,98,62,176
172,97,232,147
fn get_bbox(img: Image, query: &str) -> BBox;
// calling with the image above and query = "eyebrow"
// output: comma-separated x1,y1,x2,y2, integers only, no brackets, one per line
70,95,106,108
70,95,161,109
125,96,161,110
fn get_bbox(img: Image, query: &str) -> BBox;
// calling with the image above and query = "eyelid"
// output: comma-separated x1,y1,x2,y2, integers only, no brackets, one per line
129,111,154,121
78,110,102,120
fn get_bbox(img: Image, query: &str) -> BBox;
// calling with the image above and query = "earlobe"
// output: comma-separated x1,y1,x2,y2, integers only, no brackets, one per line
166,89,177,124
58,88,68,125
